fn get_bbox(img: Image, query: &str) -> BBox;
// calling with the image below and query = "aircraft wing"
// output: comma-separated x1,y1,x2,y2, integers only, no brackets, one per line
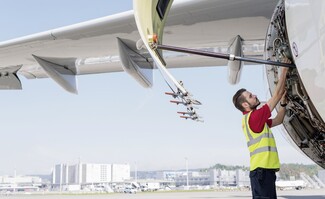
0,0,278,93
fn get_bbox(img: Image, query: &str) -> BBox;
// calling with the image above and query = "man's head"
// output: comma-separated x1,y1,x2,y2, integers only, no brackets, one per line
233,88,260,112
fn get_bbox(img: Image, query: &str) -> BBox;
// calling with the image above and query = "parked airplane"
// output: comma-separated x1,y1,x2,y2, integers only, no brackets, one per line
0,0,324,168
276,180,306,190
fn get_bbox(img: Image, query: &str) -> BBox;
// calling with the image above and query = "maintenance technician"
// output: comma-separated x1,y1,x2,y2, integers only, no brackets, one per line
232,65,288,199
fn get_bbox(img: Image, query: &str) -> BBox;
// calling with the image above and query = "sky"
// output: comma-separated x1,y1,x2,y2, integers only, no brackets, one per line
0,0,315,176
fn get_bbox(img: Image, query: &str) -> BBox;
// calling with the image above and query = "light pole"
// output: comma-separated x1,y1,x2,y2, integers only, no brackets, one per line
185,157,189,187
135,162,137,182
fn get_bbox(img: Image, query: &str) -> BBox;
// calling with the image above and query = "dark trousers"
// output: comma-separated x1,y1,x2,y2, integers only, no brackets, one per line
249,168,277,199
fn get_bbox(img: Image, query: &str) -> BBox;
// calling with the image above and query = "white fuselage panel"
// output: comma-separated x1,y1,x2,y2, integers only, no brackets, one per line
286,0,325,121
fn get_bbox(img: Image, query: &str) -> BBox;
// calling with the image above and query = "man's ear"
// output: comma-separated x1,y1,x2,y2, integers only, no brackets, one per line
242,102,249,110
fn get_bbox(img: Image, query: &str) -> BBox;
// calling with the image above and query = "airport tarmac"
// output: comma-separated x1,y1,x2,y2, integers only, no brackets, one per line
1,189,325,199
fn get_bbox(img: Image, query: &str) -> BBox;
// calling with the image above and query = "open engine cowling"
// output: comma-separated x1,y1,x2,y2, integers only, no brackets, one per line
264,0,325,168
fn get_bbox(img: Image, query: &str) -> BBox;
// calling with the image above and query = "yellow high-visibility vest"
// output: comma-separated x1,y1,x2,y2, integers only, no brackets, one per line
242,111,280,171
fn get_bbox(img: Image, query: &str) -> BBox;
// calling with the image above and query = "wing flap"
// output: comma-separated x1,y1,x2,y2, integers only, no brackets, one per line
117,37,154,88
227,35,243,85
0,65,22,89
32,55,78,94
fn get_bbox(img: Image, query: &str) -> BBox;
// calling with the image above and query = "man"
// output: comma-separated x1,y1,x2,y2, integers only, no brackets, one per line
232,66,288,199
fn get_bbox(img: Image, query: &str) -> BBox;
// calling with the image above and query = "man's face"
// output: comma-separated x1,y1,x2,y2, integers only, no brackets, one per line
242,91,260,110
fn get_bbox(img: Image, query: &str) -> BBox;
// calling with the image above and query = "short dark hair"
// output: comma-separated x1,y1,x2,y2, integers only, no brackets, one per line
233,88,247,112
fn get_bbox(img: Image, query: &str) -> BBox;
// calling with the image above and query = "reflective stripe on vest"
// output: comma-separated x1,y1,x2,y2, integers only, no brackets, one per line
250,146,278,157
244,114,275,149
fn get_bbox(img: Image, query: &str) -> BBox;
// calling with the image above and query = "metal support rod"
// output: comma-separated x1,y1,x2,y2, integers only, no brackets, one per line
157,44,296,68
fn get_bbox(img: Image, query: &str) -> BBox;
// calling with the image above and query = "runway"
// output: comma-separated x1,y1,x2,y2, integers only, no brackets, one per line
2,189,325,199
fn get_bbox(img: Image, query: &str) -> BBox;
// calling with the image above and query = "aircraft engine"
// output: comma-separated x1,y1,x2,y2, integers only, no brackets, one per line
264,0,325,168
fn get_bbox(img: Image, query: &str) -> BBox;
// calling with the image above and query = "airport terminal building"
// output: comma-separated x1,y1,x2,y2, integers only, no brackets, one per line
155,169,250,188
52,163,130,190
52,165,250,190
